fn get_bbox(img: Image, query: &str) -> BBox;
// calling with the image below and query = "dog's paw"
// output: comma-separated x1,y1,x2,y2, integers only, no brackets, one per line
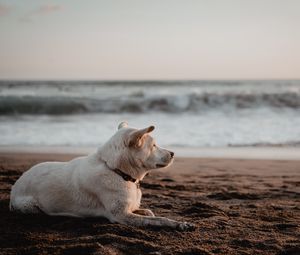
143,209,155,217
177,221,196,231
133,209,155,217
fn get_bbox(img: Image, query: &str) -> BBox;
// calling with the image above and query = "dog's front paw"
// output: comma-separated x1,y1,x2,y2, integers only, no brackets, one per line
177,221,196,231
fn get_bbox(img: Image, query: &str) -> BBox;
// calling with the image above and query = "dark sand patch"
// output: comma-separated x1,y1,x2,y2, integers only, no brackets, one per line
0,153,299,255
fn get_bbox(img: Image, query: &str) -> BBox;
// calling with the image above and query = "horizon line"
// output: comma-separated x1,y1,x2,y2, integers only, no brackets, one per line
0,78,299,82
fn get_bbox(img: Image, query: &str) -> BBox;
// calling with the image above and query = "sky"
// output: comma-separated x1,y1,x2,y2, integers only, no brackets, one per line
0,0,299,80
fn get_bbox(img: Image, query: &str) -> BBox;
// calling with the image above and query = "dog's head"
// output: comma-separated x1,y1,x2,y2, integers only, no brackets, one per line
99,122,174,180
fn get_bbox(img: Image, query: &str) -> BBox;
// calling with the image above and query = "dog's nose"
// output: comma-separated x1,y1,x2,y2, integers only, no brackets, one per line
170,151,174,158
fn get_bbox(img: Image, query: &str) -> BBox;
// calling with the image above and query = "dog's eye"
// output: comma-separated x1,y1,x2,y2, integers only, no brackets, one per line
153,144,156,148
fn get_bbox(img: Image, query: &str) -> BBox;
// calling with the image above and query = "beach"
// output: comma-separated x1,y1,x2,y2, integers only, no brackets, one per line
0,152,299,255
1,1,300,254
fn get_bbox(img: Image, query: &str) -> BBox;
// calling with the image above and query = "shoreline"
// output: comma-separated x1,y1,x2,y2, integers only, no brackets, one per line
1,145,300,160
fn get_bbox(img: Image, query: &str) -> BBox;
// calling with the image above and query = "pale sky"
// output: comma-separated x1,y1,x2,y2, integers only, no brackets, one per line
0,0,299,80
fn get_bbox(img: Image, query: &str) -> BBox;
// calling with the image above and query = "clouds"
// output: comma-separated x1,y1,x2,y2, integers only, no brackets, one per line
1,0,299,80
0,2,63,21
20,4,63,22
0,3,11,16
32,4,63,15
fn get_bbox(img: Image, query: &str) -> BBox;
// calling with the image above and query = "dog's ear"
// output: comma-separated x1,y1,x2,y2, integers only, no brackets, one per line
118,121,128,130
128,126,155,147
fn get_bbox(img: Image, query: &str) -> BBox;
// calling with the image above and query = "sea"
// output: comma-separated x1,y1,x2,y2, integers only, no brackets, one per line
0,80,300,148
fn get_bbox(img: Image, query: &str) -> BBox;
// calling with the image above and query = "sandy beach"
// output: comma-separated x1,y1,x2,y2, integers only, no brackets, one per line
0,152,299,255
1,0,300,254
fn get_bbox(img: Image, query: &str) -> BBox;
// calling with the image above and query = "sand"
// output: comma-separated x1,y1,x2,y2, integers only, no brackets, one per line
0,152,299,255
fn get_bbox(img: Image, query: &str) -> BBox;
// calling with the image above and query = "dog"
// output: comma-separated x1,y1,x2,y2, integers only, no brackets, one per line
10,122,194,230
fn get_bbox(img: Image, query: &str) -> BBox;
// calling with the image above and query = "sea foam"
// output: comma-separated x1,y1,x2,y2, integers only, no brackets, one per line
0,80,299,147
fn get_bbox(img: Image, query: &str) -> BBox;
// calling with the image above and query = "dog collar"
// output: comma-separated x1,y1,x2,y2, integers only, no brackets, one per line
103,161,140,188
112,168,137,183
111,168,140,187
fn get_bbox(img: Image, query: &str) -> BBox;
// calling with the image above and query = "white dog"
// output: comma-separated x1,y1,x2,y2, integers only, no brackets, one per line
10,122,194,230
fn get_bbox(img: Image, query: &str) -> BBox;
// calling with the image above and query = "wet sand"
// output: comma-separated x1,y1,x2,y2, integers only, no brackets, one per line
0,152,299,255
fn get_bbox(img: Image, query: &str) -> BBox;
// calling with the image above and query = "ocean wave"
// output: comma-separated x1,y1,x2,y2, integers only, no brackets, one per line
228,141,300,147
0,92,300,115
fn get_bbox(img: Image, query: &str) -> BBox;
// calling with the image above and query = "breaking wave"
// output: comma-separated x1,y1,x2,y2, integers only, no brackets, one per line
0,92,300,115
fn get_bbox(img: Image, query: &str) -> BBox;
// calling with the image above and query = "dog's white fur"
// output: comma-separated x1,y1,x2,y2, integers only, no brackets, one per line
10,122,193,230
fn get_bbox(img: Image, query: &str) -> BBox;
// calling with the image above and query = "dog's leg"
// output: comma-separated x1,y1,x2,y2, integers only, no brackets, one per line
133,209,155,217
112,212,194,231
10,196,41,214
